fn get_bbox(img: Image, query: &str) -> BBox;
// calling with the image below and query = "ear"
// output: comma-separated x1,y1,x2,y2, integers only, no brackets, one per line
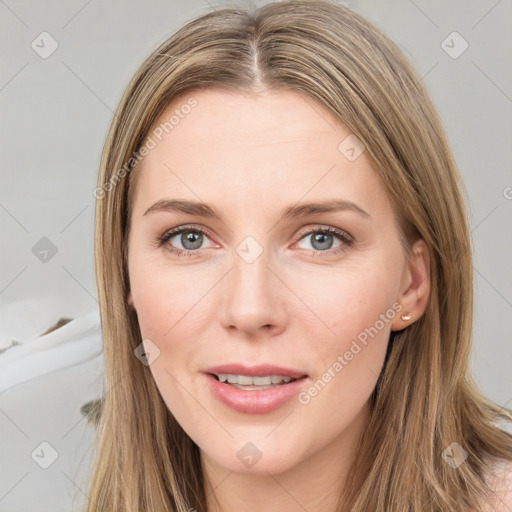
128,290,135,309
391,239,431,331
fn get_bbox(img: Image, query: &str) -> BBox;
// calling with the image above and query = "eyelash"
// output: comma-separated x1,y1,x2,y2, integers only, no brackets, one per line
155,224,354,259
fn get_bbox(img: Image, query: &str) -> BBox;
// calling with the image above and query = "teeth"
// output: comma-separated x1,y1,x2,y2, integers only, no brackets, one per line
272,376,291,384
217,374,295,385
253,376,272,385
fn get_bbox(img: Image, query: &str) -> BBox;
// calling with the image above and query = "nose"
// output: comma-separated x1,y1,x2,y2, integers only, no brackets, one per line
218,242,287,339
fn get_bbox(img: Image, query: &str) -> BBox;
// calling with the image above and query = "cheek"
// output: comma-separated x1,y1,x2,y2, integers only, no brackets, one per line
293,261,398,347
291,264,397,406
128,251,208,342
129,264,202,417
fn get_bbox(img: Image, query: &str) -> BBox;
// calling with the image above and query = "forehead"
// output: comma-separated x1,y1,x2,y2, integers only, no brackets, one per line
144,88,349,160
131,88,391,220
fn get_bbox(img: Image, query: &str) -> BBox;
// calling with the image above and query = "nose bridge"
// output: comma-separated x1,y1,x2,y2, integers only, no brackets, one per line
219,232,285,335
231,233,274,307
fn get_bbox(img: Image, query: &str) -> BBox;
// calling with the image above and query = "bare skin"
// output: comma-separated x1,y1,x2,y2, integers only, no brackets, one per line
127,88,430,512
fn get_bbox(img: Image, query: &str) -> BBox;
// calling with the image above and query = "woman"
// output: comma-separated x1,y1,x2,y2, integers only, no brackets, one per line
87,1,512,510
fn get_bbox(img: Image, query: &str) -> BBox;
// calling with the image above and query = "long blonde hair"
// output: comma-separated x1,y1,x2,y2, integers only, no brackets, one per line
87,1,512,510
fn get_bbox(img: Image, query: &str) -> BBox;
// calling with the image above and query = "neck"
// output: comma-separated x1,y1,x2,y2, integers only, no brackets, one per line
202,402,370,512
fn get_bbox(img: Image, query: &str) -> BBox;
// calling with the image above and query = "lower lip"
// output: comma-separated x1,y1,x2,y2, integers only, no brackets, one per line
204,373,308,414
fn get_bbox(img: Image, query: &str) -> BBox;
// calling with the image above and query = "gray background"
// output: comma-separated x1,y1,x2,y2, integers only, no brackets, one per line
0,0,511,510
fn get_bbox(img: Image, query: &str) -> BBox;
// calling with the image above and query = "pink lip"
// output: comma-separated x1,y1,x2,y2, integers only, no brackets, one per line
203,364,309,414
203,363,307,379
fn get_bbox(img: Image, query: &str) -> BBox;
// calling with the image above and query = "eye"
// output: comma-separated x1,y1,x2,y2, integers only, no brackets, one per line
155,224,354,258
294,226,353,256
156,225,214,258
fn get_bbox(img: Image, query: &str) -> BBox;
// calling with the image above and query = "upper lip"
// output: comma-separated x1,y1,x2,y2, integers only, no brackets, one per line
204,363,308,380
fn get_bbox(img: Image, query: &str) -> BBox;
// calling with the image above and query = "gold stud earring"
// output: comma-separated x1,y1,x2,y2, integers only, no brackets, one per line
401,313,412,322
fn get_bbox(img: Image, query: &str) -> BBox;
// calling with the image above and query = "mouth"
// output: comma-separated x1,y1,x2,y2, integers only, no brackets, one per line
204,370,309,414
208,373,304,390
203,363,308,390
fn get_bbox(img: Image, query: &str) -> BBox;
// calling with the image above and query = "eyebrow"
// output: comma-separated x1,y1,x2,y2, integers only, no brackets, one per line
143,198,371,221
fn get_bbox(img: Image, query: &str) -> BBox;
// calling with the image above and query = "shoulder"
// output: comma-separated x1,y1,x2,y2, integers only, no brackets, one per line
480,458,512,512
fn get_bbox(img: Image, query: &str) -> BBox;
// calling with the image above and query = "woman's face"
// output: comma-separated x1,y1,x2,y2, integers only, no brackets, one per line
127,88,426,477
